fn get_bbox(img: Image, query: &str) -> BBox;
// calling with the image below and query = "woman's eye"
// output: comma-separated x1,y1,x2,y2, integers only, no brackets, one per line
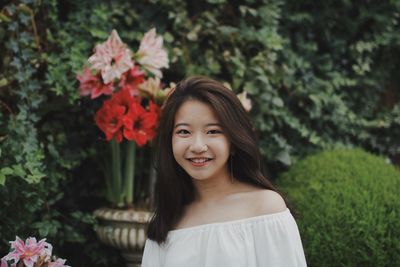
176,129,190,135
207,129,222,134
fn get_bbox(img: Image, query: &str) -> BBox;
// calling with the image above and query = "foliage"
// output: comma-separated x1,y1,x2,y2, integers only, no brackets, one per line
1,0,400,265
276,0,400,167
0,1,123,266
276,149,400,266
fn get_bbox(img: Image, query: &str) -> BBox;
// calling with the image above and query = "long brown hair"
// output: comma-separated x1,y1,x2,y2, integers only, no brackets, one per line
147,76,280,243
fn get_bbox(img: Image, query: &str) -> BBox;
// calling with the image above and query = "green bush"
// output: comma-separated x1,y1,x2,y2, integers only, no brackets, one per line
276,149,400,266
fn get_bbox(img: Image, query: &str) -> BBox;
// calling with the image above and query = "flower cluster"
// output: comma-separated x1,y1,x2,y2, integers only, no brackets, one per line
77,28,170,146
1,237,69,267
94,89,159,145
77,28,171,207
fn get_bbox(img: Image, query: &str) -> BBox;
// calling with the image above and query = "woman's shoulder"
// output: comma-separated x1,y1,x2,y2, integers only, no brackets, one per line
243,187,287,216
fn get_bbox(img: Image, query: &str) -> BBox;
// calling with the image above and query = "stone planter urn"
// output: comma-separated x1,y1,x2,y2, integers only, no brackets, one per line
94,208,152,267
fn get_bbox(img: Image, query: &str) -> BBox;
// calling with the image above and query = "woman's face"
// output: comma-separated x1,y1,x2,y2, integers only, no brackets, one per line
172,100,231,182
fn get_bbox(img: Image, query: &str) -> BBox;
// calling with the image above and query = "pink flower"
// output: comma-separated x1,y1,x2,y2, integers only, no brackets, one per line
135,28,169,78
119,65,145,96
0,260,15,267
77,68,113,99
88,29,134,83
48,258,70,267
2,237,52,267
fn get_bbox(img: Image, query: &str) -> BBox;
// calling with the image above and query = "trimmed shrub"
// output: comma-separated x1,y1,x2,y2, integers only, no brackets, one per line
276,149,400,267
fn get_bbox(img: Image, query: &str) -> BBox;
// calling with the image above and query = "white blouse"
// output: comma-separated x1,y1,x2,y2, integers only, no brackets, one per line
141,209,307,267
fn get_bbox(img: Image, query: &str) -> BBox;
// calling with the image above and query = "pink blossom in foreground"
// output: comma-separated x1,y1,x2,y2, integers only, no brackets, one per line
0,260,15,267
77,67,113,99
2,237,52,267
88,29,134,83
48,258,70,267
135,28,169,78
237,91,252,112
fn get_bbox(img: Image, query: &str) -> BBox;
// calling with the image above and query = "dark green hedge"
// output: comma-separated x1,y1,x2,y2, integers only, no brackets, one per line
1,0,399,265
277,149,400,266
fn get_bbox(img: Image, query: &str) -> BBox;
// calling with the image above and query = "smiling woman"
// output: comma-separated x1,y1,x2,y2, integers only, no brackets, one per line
142,76,307,267
172,100,231,182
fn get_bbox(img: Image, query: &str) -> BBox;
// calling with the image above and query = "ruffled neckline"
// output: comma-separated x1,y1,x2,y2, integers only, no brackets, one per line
168,208,290,236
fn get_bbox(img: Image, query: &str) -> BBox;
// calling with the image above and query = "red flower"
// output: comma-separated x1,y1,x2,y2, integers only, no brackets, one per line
123,100,158,146
111,88,136,115
148,100,161,127
95,100,125,142
119,65,145,96
77,68,113,99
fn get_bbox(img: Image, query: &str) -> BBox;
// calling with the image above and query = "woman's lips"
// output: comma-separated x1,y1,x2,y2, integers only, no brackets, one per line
187,157,212,167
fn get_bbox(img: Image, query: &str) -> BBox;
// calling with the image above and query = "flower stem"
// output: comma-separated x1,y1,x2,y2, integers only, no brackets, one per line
124,141,136,207
111,138,122,206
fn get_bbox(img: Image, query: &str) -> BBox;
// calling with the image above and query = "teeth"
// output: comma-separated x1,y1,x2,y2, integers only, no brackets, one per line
190,158,209,163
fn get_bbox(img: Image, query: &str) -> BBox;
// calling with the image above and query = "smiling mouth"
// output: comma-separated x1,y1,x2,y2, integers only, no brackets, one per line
187,158,212,163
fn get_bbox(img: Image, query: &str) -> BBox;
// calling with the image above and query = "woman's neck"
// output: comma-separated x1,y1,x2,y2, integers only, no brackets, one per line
191,173,245,204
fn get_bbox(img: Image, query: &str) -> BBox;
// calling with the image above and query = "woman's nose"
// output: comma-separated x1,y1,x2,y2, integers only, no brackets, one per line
189,135,208,153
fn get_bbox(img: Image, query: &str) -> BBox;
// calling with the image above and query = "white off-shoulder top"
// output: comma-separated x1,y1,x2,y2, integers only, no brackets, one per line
141,209,307,267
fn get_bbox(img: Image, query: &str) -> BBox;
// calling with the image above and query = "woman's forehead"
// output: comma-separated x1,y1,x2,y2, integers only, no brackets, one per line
174,100,220,126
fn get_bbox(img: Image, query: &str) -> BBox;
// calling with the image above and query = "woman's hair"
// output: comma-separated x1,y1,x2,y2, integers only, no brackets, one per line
147,76,280,243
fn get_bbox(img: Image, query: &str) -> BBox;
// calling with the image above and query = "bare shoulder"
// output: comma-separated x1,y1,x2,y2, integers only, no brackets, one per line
250,189,287,215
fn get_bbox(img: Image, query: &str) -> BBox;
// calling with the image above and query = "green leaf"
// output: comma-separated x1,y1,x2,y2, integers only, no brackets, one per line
276,151,291,165
26,173,46,183
206,0,226,4
218,26,239,35
12,164,26,177
1,167,13,175
0,78,8,87
163,32,174,43
0,173,5,185
272,97,284,107
0,13,11,23
89,29,108,39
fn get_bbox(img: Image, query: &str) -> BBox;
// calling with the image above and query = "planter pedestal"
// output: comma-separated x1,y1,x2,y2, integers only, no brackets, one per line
94,208,152,267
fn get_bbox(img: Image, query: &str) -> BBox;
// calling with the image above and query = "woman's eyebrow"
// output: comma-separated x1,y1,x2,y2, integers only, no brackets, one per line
205,123,222,127
174,122,221,128
174,123,189,129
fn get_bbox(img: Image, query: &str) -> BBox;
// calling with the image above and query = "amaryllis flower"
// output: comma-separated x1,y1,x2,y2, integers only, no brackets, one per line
135,28,169,78
237,91,252,112
95,100,126,143
138,77,162,99
48,258,70,267
119,65,145,96
2,237,52,267
149,101,161,126
123,100,158,146
77,68,113,99
1,259,15,267
1,259,8,267
111,88,136,115
88,29,134,83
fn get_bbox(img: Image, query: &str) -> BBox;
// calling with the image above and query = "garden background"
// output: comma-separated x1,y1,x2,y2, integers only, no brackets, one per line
1,0,399,266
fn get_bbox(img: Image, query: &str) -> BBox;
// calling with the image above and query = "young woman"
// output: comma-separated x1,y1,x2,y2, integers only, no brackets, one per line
142,76,307,267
